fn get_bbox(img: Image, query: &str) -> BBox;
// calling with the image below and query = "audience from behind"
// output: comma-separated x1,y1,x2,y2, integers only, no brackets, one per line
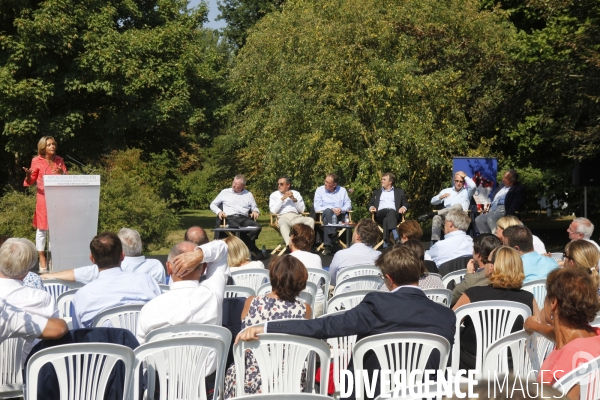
0,298,68,342
451,234,502,306
236,246,456,400
401,240,443,289
41,227,166,284
524,268,600,400
0,238,61,358
453,246,539,370
223,236,265,270
426,209,473,267
502,225,558,283
0,235,44,289
136,239,229,376
328,218,381,286
184,226,209,246
223,255,311,398
72,232,161,328
496,215,547,254
396,220,424,243
563,240,600,293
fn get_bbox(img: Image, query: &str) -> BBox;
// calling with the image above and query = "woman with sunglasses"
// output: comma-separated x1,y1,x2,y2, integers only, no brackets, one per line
563,240,600,294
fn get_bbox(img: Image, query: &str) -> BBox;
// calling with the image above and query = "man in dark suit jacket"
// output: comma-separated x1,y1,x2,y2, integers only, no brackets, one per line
368,172,409,248
475,169,525,234
236,246,456,400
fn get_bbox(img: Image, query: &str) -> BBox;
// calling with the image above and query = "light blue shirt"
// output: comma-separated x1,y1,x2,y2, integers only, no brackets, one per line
521,252,558,283
329,243,381,285
426,230,473,267
74,256,166,285
491,186,510,211
379,187,396,210
313,185,351,212
73,267,161,329
430,176,476,211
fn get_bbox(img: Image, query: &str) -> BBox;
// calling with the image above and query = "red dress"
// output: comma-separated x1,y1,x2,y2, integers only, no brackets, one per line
23,155,68,230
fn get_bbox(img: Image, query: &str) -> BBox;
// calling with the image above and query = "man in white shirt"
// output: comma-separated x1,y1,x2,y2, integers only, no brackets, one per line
420,171,476,243
566,217,600,266
329,219,381,286
269,175,314,246
0,238,61,358
0,298,68,343
72,232,161,329
41,228,166,284
426,209,474,267
185,226,209,246
210,174,262,257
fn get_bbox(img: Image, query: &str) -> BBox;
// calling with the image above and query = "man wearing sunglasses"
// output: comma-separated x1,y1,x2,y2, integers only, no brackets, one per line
269,175,314,246
419,171,476,243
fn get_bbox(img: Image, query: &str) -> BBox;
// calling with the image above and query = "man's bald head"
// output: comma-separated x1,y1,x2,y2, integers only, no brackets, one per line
167,241,203,282
184,226,208,246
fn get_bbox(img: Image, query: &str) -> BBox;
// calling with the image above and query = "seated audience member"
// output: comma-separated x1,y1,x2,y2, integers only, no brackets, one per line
426,209,473,267
453,246,539,370
223,236,265,270
72,232,162,328
496,215,547,254
184,226,210,246
136,239,229,378
329,218,381,286
289,224,325,316
562,240,600,293
0,238,60,358
41,228,166,284
0,298,68,342
567,217,600,251
396,219,424,243
451,234,502,306
236,246,456,400
401,240,443,289
524,268,600,400
502,225,558,283
0,235,43,289
223,255,311,398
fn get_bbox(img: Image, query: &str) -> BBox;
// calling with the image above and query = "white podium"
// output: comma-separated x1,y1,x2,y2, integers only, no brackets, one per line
44,175,101,271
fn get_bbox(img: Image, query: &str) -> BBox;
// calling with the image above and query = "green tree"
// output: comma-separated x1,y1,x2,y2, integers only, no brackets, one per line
217,0,283,49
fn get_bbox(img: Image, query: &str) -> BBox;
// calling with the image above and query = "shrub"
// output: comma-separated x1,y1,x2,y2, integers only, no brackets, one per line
0,188,37,240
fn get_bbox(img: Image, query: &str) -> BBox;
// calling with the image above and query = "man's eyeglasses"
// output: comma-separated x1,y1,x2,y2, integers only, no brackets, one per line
454,180,464,183
378,273,386,280
563,252,572,260
277,182,286,186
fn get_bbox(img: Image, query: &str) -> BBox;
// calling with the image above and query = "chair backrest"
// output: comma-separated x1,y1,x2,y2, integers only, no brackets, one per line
56,289,78,318
336,265,380,284
451,300,532,373
158,284,170,292
225,285,256,298
438,256,471,277
0,338,25,398
441,269,467,290
333,275,385,297
352,332,451,400
233,333,330,396
43,279,83,303
133,336,228,400
550,252,564,262
145,323,232,347
231,269,270,292
592,314,600,328
422,288,452,307
91,304,145,336
482,330,538,379
522,279,547,309
306,268,331,314
327,290,372,314
25,343,135,400
553,355,600,399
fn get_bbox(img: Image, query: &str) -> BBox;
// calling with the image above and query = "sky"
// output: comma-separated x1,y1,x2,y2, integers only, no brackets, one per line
189,0,227,30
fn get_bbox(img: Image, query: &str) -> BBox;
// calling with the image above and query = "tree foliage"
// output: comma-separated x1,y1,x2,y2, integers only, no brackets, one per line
217,0,283,49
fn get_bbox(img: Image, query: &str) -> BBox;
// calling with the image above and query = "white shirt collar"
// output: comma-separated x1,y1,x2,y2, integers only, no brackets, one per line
170,280,200,289
0,278,24,288
391,284,423,293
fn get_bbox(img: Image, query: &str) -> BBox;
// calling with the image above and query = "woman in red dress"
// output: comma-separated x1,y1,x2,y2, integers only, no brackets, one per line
23,136,67,271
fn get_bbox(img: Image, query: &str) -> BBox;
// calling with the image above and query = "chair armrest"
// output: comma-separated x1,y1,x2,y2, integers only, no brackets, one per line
314,212,323,225
269,214,279,228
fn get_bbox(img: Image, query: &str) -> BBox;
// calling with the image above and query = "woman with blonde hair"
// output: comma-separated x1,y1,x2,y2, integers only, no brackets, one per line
496,215,546,254
453,246,540,369
223,236,265,270
563,240,600,291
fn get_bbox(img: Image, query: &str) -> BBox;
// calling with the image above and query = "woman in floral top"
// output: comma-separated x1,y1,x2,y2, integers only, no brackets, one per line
402,240,444,289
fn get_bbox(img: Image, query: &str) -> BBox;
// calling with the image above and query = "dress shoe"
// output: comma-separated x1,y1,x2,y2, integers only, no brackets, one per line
322,246,332,256
417,212,437,222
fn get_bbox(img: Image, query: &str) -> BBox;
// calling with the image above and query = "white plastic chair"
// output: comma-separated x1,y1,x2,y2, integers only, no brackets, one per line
145,324,232,347
352,332,451,400
592,314,600,328
306,268,331,314
233,333,330,396
481,330,539,380
522,279,547,308
0,338,25,398
441,268,466,290
451,300,532,374
327,290,371,314
225,285,256,298
550,252,564,262
56,288,78,318
333,275,385,297
159,284,170,292
318,311,356,398
336,265,380,285
423,288,452,307
43,279,83,303
553,354,600,399
91,304,144,336
133,336,228,400
25,343,135,400
231,269,270,292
